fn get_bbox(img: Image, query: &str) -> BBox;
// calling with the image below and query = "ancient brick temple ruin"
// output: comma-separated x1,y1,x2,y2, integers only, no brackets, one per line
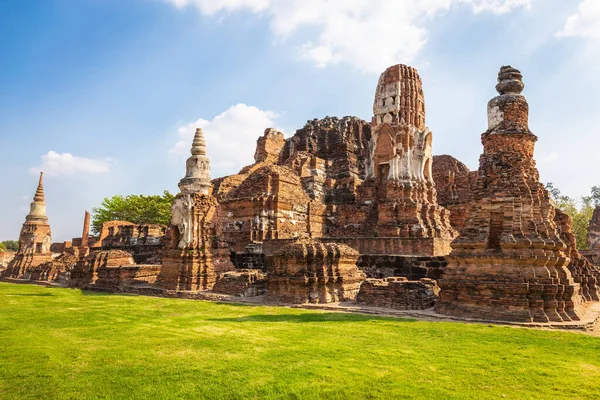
267,240,365,304
555,209,600,301
431,155,477,232
157,128,234,291
92,220,165,263
213,118,372,256
436,66,590,323
581,207,600,265
215,65,456,280
3,62,600,326
356,65,456,250
5,173,53,278
356,277,439,310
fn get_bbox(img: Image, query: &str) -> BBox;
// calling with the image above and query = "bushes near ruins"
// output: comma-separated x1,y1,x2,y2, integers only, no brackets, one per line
91,190,174,234
547,183,599,250
1,240,18,252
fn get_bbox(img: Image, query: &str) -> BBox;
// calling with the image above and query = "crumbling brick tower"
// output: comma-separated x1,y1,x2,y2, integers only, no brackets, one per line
581,207,600,265
4,172,53,278
586,207,600,255
363,64,456,245
436,66,585,322
157,128,222,291
267,240,366,304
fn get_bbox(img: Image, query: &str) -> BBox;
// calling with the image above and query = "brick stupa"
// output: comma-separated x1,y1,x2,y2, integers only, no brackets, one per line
4,172,53,278
157,128,222,291
436,66,585,322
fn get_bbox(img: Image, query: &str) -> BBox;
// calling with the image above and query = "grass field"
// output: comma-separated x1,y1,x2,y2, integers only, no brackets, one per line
1,282,599,399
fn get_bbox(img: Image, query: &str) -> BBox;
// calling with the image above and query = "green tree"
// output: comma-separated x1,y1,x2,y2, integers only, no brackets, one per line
546,183,596,250
0,243,6,253
91,191,175,235
1,240,18,252
546,182,562,202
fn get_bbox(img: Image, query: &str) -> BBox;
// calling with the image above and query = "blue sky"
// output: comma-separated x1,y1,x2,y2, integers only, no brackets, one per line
1,0,599,242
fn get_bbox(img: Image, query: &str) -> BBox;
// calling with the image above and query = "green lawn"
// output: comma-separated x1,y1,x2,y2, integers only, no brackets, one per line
0,282,599,400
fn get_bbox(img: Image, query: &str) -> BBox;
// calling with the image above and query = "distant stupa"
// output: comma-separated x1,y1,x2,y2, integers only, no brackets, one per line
4,172,53,278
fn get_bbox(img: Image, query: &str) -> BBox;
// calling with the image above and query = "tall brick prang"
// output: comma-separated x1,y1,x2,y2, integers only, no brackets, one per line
436,66,586,323
362,65,456,244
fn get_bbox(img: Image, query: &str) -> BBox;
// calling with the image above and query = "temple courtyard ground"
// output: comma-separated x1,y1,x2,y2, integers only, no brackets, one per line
1,282,599,399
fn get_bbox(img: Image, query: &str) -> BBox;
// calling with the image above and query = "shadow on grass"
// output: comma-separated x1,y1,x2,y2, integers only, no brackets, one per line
5,293,53,297
208,313,417,323
215,302,257,308
80,290,119,297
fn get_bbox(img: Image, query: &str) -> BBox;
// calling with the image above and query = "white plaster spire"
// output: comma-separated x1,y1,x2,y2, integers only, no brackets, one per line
191,127,207,156
178,128,212,195
27,172,48,221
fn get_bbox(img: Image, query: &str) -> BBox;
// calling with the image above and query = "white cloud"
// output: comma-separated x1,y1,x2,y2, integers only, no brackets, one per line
30,151,112,177
556,0,600,41
466,0,531,14
165,0,531,72
169,103,279,176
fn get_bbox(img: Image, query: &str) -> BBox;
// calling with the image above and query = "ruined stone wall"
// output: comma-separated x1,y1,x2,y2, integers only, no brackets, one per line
70,250,135,288
432,155,477,232
555,209,600,301
94,265,161,291
96,221,166,248
356,277,439,310
0,251,15,273
218,165,316,252
215,118,371,258
87,220,165,264
212,269,266,297
280,116,371,195
254,128,285,164
357,255,447,280
587,207,600,252
267,240,366,304
28,253,77,283
321,237,452,258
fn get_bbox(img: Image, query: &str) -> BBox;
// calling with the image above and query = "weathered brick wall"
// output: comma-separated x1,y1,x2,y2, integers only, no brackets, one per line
0,251,15,273
267,240,366,304
28,253,77,283
254,128,285,164
356,277,439,310
213,269,266,297
587,207,600,252
357,255,447,280
95,221,166,248
555,209,600,301
432,155,477,232
320,237,452,257
69,250,135,288
94,265,161,290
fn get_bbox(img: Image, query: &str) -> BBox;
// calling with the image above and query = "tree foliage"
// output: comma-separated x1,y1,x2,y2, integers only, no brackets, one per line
1,240,18,252
0,243,6,253
546,183,596,250
91,191,175,235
